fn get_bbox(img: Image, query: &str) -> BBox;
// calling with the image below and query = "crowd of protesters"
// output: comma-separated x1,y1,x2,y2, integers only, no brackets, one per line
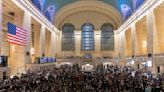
0,64,164,92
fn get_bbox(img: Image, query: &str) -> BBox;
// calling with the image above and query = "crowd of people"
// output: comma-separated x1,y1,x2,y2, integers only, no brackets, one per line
0,64,164,92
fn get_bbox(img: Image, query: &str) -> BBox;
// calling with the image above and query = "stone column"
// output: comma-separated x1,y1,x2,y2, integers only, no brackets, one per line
53,32,57,57
131,24,140,69
119,31,126,65
56,31,61,57
131,24,136,56
146,9,156,73
94,31,101,57
117,34,121,59
14,12,24,27
45,30,51,57
75,31,81,57
48,32,56,57
114,32,118,58
23,11,31,64
8,11,27,75
55,32,58,57
39,25,45,57
0,0,9,56
121,32,126,58
0,0,2,55
147,10,154,55
33,24,41,57
114,32,117,55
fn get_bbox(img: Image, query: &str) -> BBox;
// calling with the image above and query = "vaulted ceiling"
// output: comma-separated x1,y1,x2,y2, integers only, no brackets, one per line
31,0,145,28
44,0,133,14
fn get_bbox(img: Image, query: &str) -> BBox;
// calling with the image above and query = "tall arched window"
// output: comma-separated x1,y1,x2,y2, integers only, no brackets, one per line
101,23,114,51
62,23,75,51
81,23,94,51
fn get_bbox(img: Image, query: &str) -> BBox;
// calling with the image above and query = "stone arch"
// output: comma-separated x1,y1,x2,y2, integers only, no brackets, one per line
54,0,123,30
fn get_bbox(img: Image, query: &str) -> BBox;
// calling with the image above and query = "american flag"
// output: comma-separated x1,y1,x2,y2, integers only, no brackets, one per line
7,22,27,46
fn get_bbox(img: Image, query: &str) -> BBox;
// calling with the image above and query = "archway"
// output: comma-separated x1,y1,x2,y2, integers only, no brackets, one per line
54,0,122,30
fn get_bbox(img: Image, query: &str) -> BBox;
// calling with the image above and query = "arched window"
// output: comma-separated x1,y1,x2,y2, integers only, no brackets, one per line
62,23,75,51
81,23,94,51
101,23,114,51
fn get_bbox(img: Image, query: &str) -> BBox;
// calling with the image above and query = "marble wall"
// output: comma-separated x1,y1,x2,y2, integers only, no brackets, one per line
0,0,59,76
116,7,164,74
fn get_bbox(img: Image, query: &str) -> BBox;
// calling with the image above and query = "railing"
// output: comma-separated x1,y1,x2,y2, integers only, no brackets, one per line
26,63,56,72
154,53,164,57
57,58,114,63
9,66,26,76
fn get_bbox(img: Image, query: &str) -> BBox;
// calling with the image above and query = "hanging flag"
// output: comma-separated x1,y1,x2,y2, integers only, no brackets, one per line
7,22,27,46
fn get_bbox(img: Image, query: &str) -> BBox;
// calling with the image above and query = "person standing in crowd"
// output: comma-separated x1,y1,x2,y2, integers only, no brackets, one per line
0,64,163,92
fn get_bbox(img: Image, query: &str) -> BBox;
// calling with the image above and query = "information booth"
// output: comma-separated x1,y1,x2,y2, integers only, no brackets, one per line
83,53,92,62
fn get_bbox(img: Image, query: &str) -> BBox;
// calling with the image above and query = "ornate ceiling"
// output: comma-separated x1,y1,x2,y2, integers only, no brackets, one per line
44,0,133,13
54,0,123,30
31,0,145,29
32,0,145,20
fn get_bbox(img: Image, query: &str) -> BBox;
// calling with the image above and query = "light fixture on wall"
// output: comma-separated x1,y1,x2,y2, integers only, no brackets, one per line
142,40,147,48
147,54,152,67
30,48,35,55
131,59,135,65
147,60,152,67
